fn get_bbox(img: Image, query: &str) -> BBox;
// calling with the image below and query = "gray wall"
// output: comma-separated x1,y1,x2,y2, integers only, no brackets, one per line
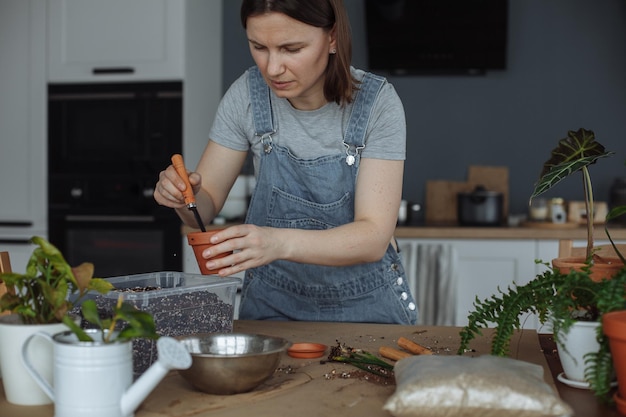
223,0,626,217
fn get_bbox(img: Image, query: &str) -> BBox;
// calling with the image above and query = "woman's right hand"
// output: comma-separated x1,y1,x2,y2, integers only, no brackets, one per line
153,164,203,209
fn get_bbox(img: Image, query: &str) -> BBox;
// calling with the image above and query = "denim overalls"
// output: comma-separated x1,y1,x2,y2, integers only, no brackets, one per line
239,66,418,324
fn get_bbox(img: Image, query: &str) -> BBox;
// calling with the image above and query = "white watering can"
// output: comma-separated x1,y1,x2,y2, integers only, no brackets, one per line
21,329,192,417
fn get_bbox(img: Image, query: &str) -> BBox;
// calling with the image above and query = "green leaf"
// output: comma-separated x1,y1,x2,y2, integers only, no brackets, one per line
87,278,114,294
63,315,94,342
530,128,613,199
114,303,158,342
606,206,626,223
80,300,104,328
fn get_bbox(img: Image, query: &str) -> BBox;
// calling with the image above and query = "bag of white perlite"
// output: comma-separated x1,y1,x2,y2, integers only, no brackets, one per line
383,355,572,417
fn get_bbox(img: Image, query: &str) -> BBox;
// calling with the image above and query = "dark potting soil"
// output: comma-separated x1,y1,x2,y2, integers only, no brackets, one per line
72,288,235,377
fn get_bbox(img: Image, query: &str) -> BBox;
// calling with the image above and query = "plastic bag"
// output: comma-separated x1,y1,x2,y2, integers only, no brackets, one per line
383,355,572,417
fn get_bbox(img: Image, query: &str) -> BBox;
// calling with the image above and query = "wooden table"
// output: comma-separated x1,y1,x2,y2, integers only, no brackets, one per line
0,321,619,417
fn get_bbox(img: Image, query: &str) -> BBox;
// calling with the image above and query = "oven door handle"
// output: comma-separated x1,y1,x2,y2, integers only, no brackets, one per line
64,215,156,223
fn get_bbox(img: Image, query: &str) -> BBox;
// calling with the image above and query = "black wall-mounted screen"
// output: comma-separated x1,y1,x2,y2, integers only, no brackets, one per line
365,0,508,75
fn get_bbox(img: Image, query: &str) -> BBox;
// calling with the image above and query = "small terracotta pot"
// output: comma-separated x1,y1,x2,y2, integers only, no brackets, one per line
552,257,624,282
187,230,232,275
603,310,626,408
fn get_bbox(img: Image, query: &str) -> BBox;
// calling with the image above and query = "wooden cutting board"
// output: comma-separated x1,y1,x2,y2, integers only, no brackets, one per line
425,166,509,225
425,180,473,224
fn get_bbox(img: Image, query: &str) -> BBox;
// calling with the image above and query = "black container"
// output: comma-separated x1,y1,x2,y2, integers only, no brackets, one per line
457,186,503,226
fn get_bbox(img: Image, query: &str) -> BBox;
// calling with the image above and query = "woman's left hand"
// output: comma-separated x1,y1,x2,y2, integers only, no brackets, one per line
202,224,284,276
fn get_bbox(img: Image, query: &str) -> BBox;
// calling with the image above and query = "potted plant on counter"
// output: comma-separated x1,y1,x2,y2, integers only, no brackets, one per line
529,128,623,277
458,264,626,402
458,129,626,406
0,236,114,405
20,295,188,417
0,235,184,416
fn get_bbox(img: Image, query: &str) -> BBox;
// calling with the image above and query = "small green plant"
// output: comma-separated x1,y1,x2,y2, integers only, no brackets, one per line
0,236,113,324
63,296,159,344
457,263,626,402
0,236,159,344
530,128,615,261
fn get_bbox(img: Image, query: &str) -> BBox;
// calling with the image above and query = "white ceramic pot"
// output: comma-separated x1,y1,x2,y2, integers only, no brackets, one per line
0,314,69,405
556,320,601,382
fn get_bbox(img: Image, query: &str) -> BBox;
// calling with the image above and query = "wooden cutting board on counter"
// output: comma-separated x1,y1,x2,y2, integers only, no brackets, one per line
425,165,509,225
425,181,473,224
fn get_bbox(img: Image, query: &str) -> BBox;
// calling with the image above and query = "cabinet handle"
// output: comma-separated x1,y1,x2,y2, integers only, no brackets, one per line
0,238,31,245
92,67,135,75
0,221,33,227
65,215,155,223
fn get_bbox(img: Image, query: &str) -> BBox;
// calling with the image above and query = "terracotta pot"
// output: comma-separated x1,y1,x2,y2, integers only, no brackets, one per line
552,257,624,282
187,230,232,275
602,310,626,413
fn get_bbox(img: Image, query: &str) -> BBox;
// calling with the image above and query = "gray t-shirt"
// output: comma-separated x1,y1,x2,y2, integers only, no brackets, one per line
209,67,406,175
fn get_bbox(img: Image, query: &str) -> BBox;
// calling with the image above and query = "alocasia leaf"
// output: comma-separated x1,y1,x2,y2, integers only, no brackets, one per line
530,128,613,199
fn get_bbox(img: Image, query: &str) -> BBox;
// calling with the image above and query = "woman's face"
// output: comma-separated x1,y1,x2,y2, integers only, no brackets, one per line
246,12,336,111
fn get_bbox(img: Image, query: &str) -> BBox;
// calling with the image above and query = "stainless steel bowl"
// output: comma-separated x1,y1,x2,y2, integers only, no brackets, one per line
177,333,291,395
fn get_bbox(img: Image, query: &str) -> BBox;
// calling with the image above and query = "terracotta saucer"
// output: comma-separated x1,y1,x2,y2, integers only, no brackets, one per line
287,343,327,359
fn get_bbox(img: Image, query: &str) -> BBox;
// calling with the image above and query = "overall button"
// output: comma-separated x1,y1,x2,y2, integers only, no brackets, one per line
400,292,408,301
408,302,416,311
396,277,403,286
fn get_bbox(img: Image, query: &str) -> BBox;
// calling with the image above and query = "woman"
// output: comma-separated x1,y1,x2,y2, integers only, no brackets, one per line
154,0,417,324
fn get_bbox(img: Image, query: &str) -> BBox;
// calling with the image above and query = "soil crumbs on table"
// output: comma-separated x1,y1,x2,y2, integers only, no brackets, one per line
324,368,396,386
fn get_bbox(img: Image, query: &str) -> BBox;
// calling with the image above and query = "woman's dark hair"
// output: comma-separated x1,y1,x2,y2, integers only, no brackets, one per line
240,0,357,105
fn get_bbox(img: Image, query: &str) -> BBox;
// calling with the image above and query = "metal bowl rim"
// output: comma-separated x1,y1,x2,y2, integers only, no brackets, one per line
176,332,292,357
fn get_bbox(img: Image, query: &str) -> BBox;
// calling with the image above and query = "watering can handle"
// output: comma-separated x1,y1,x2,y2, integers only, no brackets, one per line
121,337,192,416
21,331,55,400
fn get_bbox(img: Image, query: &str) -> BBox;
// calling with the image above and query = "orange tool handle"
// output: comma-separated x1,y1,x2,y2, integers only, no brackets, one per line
397,337,433,355
171,154,196,206
379,346,412,361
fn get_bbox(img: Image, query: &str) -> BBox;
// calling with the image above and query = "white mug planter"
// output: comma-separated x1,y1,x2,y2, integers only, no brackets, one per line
21,329,192,417
0,314,69,405
556,320,601,384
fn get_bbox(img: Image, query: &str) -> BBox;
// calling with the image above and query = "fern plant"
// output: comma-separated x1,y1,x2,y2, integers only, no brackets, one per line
458,262,626,402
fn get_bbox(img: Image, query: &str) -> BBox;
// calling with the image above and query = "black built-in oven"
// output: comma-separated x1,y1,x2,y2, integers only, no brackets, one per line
48,82,183,277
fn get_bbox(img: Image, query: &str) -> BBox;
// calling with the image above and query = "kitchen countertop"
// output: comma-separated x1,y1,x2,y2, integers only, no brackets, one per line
0,320,617,417
395,224,626,240
186,222,626,240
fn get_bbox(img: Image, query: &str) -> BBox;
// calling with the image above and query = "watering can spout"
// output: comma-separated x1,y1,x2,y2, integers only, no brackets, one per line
121,337,192,416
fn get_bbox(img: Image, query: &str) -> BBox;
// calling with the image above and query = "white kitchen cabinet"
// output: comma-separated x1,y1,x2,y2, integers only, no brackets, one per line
451,239,539,328
48,0,224,170
0,0,47,238
47,0,185,82
398,238,544,328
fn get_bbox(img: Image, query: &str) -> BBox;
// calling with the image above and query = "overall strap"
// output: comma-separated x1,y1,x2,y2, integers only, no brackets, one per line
247,66,275,137
342,72,386,166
